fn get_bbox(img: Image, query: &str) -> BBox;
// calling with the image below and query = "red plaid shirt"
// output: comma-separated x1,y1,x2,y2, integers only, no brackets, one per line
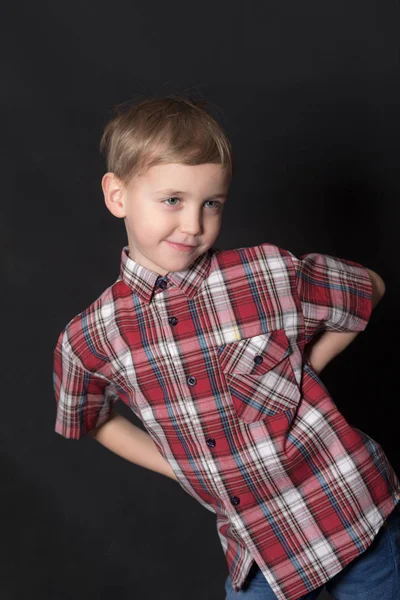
53,242,400,600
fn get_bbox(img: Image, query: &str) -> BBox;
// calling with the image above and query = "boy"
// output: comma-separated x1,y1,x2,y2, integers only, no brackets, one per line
53,95,400,600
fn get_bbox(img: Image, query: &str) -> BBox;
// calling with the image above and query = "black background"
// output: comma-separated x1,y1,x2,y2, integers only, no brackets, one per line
3,1,400,598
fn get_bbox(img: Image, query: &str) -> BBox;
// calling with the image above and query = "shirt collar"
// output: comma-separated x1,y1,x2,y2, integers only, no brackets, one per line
119,245,215,305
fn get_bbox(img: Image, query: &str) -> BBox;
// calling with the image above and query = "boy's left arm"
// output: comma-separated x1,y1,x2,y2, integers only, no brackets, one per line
304,269,385,375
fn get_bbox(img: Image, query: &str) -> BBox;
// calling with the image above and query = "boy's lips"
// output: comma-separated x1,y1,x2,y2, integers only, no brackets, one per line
166,240,196,250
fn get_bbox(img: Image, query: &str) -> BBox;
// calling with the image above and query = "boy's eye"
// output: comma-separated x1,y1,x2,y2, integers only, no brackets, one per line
206,200,222,210
164,197,180,206
163,197,222,210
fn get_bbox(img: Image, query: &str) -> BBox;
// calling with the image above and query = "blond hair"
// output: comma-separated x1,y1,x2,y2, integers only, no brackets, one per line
99,93,234,186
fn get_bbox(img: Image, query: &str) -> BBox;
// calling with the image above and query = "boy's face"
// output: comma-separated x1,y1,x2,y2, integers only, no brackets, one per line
103,163,230,276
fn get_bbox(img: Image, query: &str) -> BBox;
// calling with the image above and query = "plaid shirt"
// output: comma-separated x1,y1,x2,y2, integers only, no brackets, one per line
53,242,400,600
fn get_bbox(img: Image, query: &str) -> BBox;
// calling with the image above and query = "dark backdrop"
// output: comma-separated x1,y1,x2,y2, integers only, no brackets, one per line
3,1,400,598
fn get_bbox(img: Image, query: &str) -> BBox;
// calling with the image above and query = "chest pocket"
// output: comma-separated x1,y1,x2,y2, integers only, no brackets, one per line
216,328,301,423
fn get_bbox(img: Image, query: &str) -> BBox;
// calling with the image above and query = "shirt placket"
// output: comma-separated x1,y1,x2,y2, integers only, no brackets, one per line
152,275,254,513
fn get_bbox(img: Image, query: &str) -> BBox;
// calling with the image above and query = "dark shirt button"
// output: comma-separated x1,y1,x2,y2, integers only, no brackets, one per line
187,376,197,386
157,277,168,289
206,438,216,448
230,496,240,506
168,316,178,326
254,355,263,365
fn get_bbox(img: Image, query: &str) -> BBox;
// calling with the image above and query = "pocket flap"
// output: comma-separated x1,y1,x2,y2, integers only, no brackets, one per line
217,329,292,376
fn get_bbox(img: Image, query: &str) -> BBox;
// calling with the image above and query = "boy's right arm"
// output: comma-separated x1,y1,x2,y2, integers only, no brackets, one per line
88,412,178,482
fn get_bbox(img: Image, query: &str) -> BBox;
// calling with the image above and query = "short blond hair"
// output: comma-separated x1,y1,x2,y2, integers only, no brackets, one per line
99,93,234,186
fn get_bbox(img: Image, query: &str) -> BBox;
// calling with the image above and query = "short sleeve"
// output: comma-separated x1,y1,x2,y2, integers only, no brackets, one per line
53,330,119,439
287,251,373,344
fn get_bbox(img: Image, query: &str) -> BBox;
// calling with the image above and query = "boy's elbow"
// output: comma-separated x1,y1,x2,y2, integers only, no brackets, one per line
374,270,386,297
379,275,386,297
366,268,386,307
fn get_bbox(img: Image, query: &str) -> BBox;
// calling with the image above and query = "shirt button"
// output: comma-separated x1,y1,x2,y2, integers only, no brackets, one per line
168,316,178,326
206,438,216,448
157,277,168,289
254,355,263,365
187,376,197,386
230,496,240,506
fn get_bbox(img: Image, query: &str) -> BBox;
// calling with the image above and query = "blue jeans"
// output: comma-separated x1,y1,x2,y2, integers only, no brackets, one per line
224,503,400,600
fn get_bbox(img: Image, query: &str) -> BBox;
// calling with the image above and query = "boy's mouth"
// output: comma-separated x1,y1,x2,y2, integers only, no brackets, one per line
166,240,196,251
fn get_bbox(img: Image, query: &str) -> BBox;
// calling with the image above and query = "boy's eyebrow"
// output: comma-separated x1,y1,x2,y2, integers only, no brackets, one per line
154,188,228,199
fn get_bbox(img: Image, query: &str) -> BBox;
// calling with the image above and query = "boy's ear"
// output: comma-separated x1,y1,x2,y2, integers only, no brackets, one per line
101,172,127,218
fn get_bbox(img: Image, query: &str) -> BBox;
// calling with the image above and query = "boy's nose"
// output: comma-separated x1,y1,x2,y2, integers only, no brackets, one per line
179,210,203,236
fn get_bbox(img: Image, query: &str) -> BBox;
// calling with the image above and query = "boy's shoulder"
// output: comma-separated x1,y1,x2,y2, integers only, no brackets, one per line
213,241,294,268
56,276,126,369
61,278,120,327
216,240,292,255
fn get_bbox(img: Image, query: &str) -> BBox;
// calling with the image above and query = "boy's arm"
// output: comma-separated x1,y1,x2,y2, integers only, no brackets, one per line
88,411,178,481
304,269,385,375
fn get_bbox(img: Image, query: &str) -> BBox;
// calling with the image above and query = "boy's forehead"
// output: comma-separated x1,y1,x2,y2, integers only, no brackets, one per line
137,162,230,190
149,162,227,175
